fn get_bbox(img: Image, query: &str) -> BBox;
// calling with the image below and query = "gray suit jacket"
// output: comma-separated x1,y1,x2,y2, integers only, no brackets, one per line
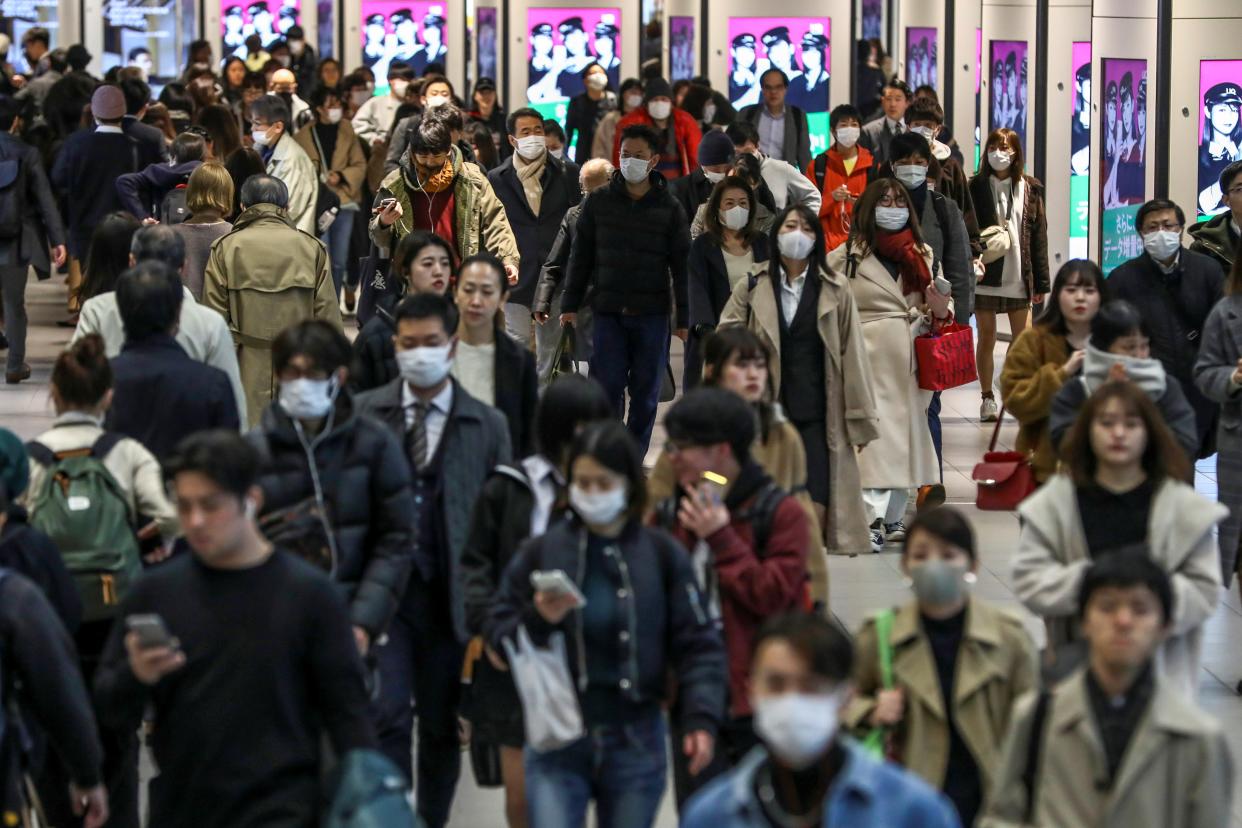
740,104,811,172
860,117,903,166
354,377,512,641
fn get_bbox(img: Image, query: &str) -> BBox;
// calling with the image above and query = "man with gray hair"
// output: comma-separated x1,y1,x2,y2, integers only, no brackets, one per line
71,224,247,424
203,174,341,425
250,93,317,233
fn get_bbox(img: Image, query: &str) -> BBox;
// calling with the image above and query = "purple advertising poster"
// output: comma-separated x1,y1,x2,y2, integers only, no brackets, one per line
1069,42,1091,256
223,0,300,58
988,40,1027,146
1196,60,1242,219
1100,58,1147,272
527,8,621,106
905,27,936,92
361,1,447,85
670,16,694,82
476,6,497,82
859,0,882,42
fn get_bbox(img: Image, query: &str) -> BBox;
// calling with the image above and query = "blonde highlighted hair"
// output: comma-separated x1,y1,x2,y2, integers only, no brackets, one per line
186,160,235,218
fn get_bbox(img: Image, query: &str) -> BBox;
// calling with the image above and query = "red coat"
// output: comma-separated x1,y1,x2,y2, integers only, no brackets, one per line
807,146,874,251
613,107,703,179
667,491,809,718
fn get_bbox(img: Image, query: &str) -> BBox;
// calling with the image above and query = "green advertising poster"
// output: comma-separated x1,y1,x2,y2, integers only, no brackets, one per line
1101,204,1141,275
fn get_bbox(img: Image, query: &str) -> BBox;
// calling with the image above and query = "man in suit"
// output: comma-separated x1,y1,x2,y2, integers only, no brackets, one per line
486,107,580,358
860,78,912,166
355,292,511,828
738,67,811,172
106,261,239,460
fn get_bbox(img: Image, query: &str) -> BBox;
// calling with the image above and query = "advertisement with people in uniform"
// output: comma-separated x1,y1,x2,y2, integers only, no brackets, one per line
223,0,299,58
1100,58,1148,273
525,7,621,126
475,6,497,85
104,0,193,95
1197,61,1242,219
989,40,1027,147
905,27,936,92
1070,41,1091,257
727,18,830,155
361,1,447,83
670,16,694,82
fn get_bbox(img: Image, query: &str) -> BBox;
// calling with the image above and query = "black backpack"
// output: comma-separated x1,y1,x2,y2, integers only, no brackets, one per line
160,184,190,226
0,145,25,240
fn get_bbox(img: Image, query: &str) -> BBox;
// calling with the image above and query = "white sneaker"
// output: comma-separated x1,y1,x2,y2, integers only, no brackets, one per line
980,396,999,423
869,520,885,553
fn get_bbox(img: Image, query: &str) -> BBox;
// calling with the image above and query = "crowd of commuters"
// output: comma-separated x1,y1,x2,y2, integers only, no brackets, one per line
0,23,1237,828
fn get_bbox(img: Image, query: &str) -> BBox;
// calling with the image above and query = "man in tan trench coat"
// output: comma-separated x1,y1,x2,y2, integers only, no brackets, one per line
203,174,343,427
980,554,1232,828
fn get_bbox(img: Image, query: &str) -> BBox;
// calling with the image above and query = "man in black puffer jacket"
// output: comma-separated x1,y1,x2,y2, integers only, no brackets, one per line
560,122,691,453
251,320,415,652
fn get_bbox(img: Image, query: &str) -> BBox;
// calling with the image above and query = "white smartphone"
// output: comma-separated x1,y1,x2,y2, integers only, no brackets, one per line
530,569,587,606
126,614,179,651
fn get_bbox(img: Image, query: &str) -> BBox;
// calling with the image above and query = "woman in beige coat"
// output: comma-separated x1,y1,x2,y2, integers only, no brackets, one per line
828,179,952,553
719,203,878,557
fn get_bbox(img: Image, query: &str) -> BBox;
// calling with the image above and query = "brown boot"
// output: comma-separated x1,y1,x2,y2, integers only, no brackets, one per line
5,363,30,384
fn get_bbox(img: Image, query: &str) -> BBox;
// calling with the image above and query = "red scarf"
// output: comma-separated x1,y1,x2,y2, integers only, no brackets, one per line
873,228,931,296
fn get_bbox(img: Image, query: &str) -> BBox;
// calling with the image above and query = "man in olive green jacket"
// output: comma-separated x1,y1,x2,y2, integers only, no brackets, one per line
203,175,343,427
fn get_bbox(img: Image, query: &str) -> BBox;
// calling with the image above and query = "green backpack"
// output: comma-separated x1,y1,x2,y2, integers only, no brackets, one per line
26,434,142,623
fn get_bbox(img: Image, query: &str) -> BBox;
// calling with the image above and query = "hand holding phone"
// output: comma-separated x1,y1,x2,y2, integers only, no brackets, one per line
124,614,184,686
530,569,586,606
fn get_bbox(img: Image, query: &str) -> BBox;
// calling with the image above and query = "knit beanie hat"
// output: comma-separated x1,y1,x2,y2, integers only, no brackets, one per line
644,77,672,102
698,130,735,167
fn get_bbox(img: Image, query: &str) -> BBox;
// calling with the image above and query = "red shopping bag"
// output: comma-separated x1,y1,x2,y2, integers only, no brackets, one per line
916,321,978,391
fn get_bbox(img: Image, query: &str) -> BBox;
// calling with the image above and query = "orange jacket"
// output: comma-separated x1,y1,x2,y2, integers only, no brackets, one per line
613,107,703,179
806,147,874,251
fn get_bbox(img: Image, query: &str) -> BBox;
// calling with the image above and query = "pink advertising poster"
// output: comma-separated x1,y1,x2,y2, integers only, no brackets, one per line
1196,60,1242,219
905,27,936,92
670,16,694,82
361,1,447,83
526,8,622,104
223,0,300,58
1100,58,1147,272
727,17,829,114
1069,42,1091,254
988,40,1027,146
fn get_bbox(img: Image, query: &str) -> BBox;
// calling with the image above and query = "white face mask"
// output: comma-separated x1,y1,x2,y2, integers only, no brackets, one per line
325,108,343,124
988,149,1013,171
834,126,860,148
703,103,717,123
624,93,643,110
352,89,370,106
279,377,336,420
397,344,453,387
586,73,607,91
390,79,409,98
550,148,564,160
275,54,291,68
777,229,815,260
703,170,726,184
569,483,629,526
893,164,928,189
1143,229,1182,262
251,127,271,147
620,156,651,184
425,94,451,109
753,692,842,770
721,204,750,230
289,40,305,56
875,206,910,231
515,134,546,161
911,125,936,142
647,100,672,120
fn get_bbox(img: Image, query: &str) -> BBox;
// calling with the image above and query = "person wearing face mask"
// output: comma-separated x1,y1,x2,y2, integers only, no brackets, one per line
247,94,318,233
565,63,616,164
685,175,769,388
1054,300,1198,463
1105,198,1225,459
613,77,702,179
1000,259,1106,484
560,124,692,454
1015,381,1224,699
591,77,643,161
688,152,779,241
295,85,367,297
487,108,580,354
203,174,342,426
487,419,726,828
682,612,960,827
670,130,736,231
725,120,822,215
905,100,975,226
284,25,317,95
719,204,879,557
466,76,510,161
846,507,1036,828
351,62,414,148
808,104,875,251
355,293,512,828
970,128,1050,423
459,375,612,828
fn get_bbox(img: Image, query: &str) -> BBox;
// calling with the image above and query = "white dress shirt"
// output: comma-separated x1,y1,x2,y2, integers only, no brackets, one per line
402,380,454,462
780,270,809,323
521,454,563,537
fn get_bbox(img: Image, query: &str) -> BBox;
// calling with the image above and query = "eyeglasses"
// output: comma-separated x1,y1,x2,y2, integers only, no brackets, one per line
878,194,909,207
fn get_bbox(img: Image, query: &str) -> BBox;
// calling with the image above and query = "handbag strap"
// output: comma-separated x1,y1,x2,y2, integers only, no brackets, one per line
987,403,1007,453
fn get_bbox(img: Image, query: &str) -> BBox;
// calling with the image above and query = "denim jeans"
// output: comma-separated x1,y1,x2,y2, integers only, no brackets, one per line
524,710,668,828
319,204,359,296
589,312,669,454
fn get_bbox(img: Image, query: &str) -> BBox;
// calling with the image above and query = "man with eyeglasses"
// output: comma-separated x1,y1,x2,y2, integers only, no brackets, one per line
1189,159,1242,275
859,79,913,166
737,67,811,172
1107,198,1225,458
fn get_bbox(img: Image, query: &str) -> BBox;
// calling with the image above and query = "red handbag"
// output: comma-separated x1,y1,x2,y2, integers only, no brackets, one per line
972,405,1037,510
915,320,979,391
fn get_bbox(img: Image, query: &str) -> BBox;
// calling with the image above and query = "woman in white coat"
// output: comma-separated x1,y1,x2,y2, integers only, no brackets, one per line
827,178,952,553
1015,380,1223,698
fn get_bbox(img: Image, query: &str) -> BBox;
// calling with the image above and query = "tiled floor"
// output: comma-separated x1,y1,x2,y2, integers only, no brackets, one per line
8,279,1242,825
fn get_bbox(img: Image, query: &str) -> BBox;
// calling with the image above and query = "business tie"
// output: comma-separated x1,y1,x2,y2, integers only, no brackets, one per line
406,401,429,472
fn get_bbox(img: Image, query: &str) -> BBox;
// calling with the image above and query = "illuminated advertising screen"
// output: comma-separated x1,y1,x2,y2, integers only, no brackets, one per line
1,0,59,74
670,16,694,82
859,0,881,42
103,0,195,95
475,6,497,82
1100,58,1147,274
1196,60,1242,220
1070,42,1090,257
905,27,936,92
727,17,830,155
526,8,622,124
223,0,300,59
361,1,447,91
988,40,1027,147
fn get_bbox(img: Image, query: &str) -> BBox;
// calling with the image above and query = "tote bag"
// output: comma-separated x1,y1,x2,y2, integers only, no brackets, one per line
502,626,585,753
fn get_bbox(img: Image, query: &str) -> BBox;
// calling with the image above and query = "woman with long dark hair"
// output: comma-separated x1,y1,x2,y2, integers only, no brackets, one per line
78,212,142,302
193,102,243,161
